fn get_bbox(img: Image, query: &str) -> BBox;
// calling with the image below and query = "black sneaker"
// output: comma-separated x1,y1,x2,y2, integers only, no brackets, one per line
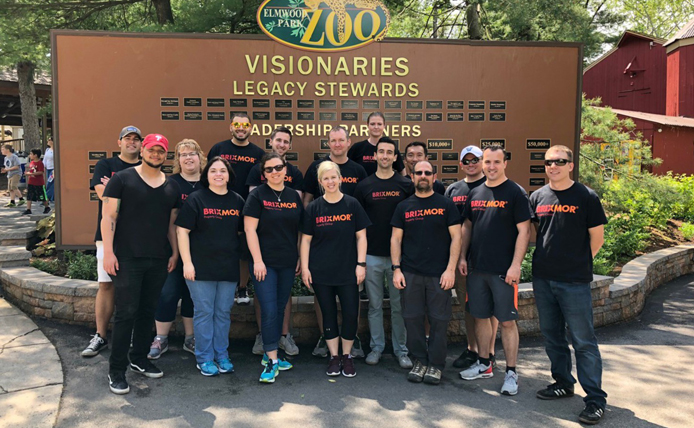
578,402,605,425
81,333,108,357
129,360,164,378
43,206,51,214
407,360,427,383
423,366,442,385
452,348,478,369
237,286,250,305
108,372,130,395
326,355,342,376
536,382,575,400
21,209,31,215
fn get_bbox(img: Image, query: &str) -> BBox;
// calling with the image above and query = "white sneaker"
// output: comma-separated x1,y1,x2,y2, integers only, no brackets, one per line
252,332,264,355
459,361,493,380
279,333,300,356
501,370,519,396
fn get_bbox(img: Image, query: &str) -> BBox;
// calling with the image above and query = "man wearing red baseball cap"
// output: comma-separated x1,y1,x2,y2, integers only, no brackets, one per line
101,133,183,395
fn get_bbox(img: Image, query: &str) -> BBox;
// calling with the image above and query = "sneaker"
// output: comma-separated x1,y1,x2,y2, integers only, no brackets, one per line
261,354,293,371
490,353,497,369
147,336,169,360
279,333,300,356
4,202,15,208
312,335,328,358
17,200,25,206
108,372,129,395
536,382,575,400
21,209,31,215
341,354,356,377
237,287,250,305
365,350,381,365
81,333,108,357
579,402,605,425
259,362,279,383
183,337,196,354
398,354,414,369
129,360,163,378
43,206,51,214
407,360,427,383
350,335,365,358
423,366,442,385
252,332,265,355
197,361,219,376
326,355,342,376
459,361,493,380
501,370,519,396
453,348,478,369
216,358,234,373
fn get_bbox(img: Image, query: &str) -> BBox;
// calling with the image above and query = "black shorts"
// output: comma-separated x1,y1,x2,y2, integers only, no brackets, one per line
466,271,519,322
27,184,47,202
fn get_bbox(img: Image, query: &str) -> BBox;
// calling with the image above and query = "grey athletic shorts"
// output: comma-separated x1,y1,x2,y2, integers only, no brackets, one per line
466,271,519,322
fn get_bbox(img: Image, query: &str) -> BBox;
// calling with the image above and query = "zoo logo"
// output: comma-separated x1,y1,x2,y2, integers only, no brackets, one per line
257,0,390,52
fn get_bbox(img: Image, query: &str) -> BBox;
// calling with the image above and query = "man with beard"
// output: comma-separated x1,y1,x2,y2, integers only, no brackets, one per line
101,134,181,395
403,142,446,194
391,160,461,385
208,113,265,305
348,112,406,176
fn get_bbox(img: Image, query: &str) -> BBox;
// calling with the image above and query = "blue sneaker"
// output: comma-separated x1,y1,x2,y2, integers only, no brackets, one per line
261,354,293,371
259,362,279,383
216,358,234,373
197,361,219,377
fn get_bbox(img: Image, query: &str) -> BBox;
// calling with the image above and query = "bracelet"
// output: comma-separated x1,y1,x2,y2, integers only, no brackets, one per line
356,262,366,267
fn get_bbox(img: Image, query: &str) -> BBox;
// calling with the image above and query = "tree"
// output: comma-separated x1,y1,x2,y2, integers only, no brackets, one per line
609,0,694,39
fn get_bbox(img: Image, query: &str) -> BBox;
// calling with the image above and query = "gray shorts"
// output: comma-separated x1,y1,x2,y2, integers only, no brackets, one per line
466,271,519,322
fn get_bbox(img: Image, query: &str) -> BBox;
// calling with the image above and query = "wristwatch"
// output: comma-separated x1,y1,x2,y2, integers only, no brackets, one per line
391,265,401,271
357,262,366,267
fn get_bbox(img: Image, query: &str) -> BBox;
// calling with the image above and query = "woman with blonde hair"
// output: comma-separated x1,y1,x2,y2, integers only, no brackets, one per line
148,139,206,359
300,161,370,378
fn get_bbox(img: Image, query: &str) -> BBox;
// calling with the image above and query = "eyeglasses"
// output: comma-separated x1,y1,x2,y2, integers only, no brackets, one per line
461,158,480,165
413,170,434,176
178,152,198,158
232,122,251,129
263,164,286,173
544,159,570,166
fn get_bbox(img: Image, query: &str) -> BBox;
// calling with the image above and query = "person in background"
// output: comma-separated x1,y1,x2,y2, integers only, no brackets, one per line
148,139,206,360
403,142,446,194
348,112,406,176
44,138,55,202
1,144,24,207
22,148,50,215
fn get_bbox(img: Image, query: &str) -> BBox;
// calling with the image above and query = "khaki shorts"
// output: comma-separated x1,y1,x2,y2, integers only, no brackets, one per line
7,175,19,191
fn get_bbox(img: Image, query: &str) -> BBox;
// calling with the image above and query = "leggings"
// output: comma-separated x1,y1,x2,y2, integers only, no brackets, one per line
313,283,359,341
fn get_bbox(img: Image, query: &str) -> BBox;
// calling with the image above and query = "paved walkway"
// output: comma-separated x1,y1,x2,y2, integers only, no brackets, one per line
0,273,687,428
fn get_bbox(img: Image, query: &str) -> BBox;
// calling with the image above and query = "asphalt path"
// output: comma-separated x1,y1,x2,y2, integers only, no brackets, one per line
35,274,694,428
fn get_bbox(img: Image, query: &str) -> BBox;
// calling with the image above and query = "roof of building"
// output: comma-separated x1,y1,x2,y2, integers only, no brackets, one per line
584,31,666,73
664,16,694,47
596,107,694,128
0,69,52,86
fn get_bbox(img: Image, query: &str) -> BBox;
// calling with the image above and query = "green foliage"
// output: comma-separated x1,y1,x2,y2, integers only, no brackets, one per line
31,257,66,277
608,0,694,39
520,246,534,283
64,251,98,281
681,223,694,241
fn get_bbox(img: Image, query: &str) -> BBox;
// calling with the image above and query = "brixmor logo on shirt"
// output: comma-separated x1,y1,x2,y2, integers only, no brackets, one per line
362,155,375,162
342,176,358,184
535,204,579,216
203,208,240,216
219,154,257,163
471,200,508,209
263,200,298,209
316,214,353,225
452,195,467,204
372,190,401,198
404,208,445,219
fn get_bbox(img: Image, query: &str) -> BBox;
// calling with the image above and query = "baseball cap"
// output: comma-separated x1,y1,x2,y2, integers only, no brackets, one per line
142,134,169,151
460,145,483,160
119,126,142,140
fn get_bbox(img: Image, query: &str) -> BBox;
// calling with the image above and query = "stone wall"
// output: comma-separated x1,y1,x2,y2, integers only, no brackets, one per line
2,244,693,344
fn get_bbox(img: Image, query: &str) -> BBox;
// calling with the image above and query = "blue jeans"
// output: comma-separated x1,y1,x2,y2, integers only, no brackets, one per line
155,266,194,322
533,277,607,408
186,279,237,364
250,264,295,353
364,255,407,357
46,169,54,201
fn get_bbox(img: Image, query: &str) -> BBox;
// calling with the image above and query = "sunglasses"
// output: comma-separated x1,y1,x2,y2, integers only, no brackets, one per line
232,122,251,129
263,164,286,173
413,170,434,176
544,159,570,166
462,158,480,165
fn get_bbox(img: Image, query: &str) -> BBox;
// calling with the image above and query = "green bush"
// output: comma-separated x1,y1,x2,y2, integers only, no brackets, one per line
64,251,98,281
30,258,66,277
681,222,694,241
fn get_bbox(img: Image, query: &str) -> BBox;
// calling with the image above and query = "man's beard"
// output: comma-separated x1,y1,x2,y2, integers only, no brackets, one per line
416,180,432,192
143,158,164,169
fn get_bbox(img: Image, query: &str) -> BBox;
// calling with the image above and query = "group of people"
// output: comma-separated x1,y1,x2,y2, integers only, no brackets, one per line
83,112,608,425
2,142,52,215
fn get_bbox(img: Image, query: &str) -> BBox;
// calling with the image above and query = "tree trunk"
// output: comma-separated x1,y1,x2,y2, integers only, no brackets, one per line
152,0,174,25
466,2,481,40
16,61,41,152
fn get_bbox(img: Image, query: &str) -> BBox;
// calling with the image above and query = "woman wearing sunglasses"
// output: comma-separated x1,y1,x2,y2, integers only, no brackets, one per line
300,161,371,378
244,153,304,383
176,156,245,377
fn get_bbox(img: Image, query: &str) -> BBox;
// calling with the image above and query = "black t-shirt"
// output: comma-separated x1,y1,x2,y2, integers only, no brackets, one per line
243,184,304,269
347,140,406,176
464,179,532,275
444,176,486,215
168,173,202,204
405,175,446,195
207,139,265,199
353,173,414,257
391,193,461,277
175,188,245,281
301,195,371,286
245,161,305,191
530,183,607,283
103,168,181,259
90,156,141,242
303,157,367,197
